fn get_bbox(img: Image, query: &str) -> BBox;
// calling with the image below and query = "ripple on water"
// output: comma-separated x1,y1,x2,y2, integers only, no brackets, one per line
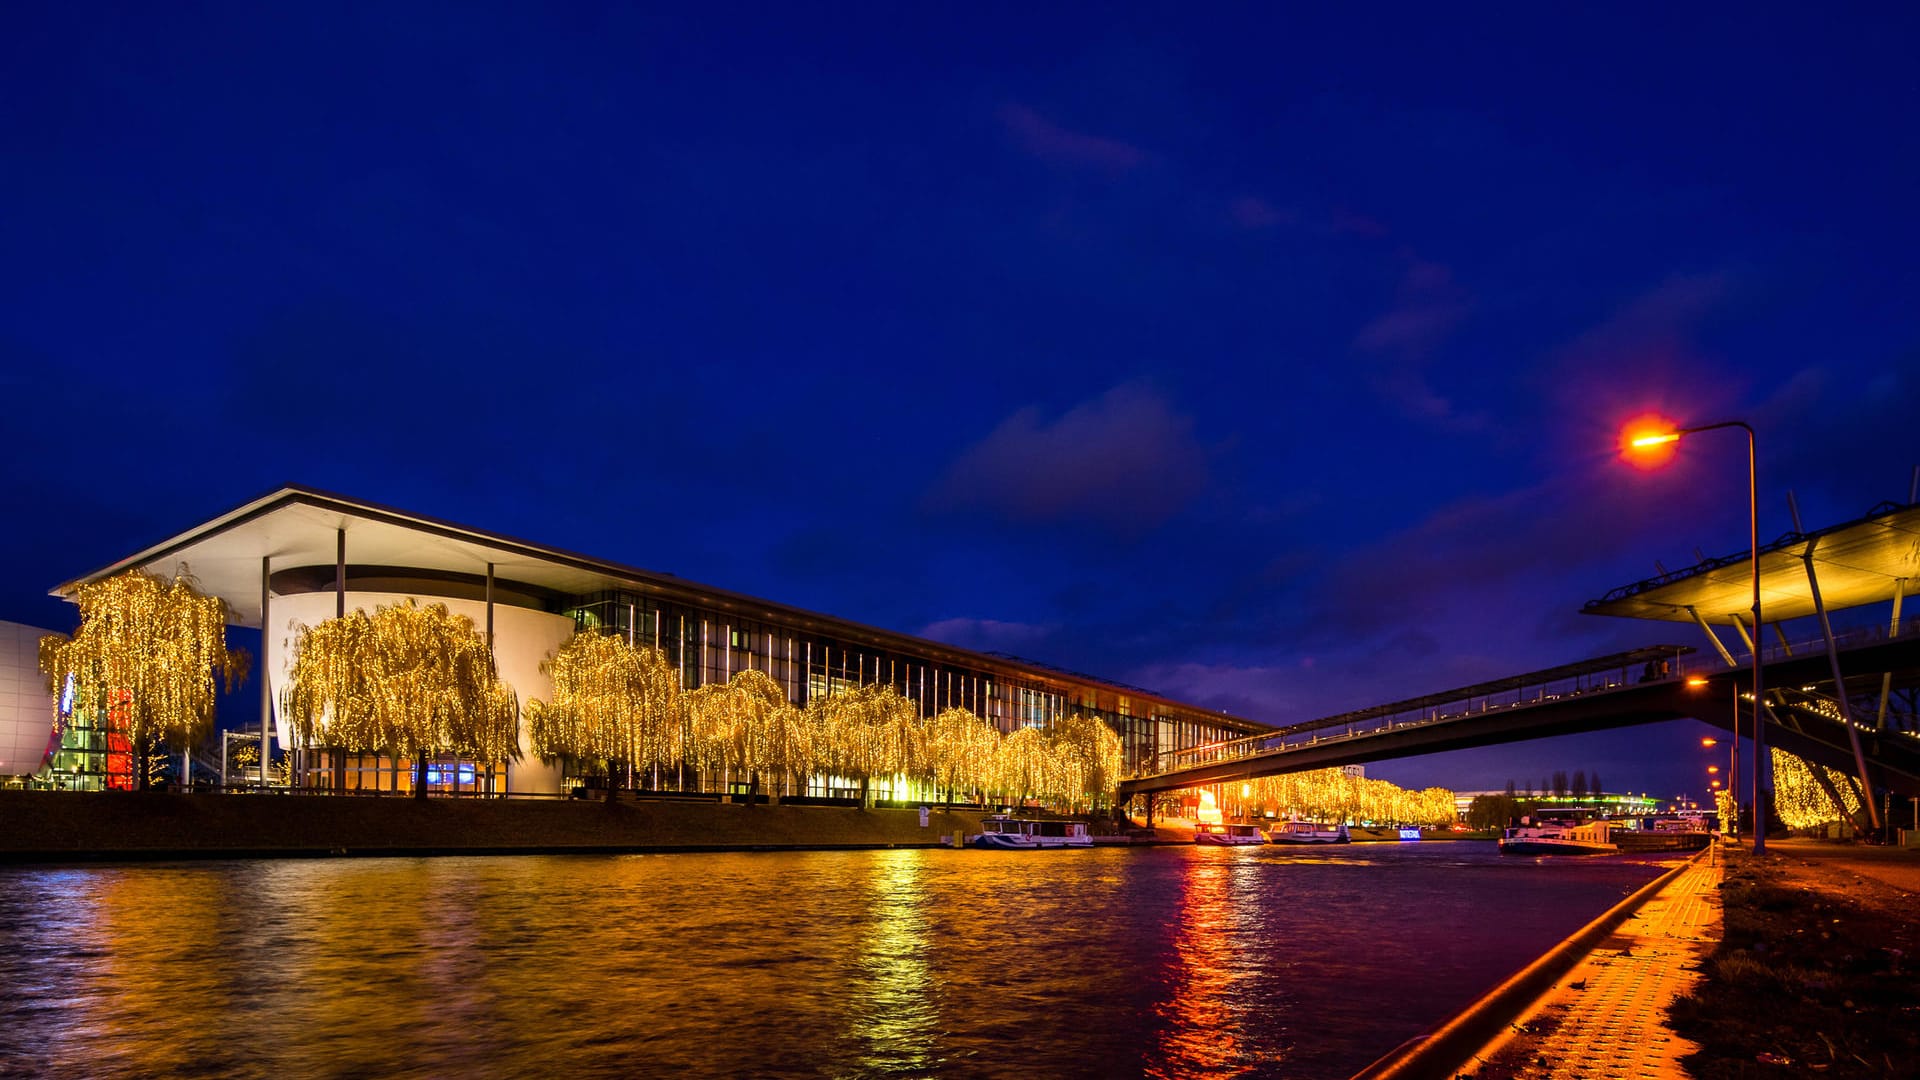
0,844,1674,1079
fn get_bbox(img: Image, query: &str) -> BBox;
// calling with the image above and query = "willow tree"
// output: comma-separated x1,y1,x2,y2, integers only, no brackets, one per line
993,726,1051,807
698,672,794,799
284,600,517,798
526,632,677,800
1051,714,1124,814
808,684,920,806
1249,769,1458,827
925,707,999,806
756,673,814,796
40,567,249,789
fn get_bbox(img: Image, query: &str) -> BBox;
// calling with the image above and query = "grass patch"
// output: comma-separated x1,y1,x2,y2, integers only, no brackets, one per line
1667,850,1920,1077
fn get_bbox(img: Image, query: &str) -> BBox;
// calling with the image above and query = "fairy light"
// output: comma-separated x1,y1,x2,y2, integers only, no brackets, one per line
1768,746,1860,830
285,599,519,774
1230,769,1456,827
525,631,679,780
39,567,250,786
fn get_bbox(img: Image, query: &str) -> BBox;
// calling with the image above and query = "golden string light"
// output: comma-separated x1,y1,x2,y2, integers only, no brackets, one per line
925,707,999,804
284,600,518,790
39,567,249,786
525,632,679,788
1231,769,1456,827
1768,746,1861,830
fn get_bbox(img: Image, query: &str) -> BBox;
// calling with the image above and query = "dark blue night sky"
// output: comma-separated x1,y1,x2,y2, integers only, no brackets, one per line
5,4,1916,801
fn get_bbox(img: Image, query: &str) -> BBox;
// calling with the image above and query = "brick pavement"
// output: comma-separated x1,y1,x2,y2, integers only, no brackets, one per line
1466,851,1723,1079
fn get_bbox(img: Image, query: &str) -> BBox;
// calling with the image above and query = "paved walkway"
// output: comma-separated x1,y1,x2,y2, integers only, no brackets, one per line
1469,851,1724,1079
1768,835,1920,894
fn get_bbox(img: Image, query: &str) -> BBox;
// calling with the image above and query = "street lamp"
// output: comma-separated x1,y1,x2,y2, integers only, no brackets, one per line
1626,418,1767,854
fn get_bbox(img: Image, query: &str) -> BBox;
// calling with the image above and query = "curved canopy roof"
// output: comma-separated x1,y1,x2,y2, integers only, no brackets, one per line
52,484,1269,734
1584,500,1920,625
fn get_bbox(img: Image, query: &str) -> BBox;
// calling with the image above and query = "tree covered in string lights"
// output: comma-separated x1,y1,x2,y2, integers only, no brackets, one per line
39,567,250,789
284,600,517,797
1049,714,1125,814
1769,746,1861,830
525,632,678,799
925,707,999,806
684,668,800,800
806,684,923,805
1241,768,1455,828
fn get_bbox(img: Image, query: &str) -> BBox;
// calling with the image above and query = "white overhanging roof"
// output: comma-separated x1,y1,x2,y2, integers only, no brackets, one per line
52,485,1269,733
1583,500,1920,625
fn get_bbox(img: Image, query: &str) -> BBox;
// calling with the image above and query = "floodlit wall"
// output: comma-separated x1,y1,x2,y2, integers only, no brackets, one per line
264,591,575,795
0,621,61,777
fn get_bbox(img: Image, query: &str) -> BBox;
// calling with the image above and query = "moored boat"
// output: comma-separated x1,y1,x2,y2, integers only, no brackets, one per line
1267,821,1351,845
971,815,1093,849
1194,822,1267,845
1498,818,1617,855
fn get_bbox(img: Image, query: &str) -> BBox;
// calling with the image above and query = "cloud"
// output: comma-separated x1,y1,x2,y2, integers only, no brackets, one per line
927,382,1208,531
1354,258,1470,356
1554,272,1733,380
1229,196,1293,229
919,617,1058,655
1331,208,1390,237
1000,103,1147,172
1127,660,1299,722
1352,256,1478,427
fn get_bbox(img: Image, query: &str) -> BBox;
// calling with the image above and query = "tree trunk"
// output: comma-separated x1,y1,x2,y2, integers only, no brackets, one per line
605,757,619,803
860,776,870,809
746,769,759,807
413,754,429,799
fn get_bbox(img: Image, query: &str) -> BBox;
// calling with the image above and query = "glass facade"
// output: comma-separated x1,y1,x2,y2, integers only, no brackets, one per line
43,685,133,791
560,589,1257,777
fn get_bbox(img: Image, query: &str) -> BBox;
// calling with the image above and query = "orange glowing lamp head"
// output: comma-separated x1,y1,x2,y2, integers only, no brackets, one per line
1701,737,1718,747
1619,413,1683,469
1686,676,1710,689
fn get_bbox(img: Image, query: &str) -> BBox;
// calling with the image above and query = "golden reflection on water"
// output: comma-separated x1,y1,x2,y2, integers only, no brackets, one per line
1148,851,1278,1080
850,850,936,1073
0,845,1679,1079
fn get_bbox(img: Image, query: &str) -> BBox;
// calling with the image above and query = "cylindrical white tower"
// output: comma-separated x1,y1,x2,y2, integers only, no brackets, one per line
0,621,63,778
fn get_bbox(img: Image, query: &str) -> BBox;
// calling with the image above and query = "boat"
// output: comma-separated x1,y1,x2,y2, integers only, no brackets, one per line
1266,821,1351,845
1498,818,1618,855
1194,822,1268,846
970,815,1093,849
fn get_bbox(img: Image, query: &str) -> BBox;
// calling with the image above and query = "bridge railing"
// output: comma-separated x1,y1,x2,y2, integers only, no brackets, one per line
1143,614,1920,779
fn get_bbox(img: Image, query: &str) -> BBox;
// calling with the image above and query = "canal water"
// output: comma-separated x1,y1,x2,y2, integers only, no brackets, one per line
0,843,1675,1079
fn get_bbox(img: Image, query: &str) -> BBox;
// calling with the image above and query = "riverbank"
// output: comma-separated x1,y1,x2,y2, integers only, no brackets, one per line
1666,839,1920,1076
1404,838,1920,1079
0,790,988,862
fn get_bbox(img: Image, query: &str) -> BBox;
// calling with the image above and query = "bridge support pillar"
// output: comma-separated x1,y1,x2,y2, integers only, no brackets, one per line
1877,578,1906,731
1687,606,1738,668
1727,612,1755,657
1802,536,1882,830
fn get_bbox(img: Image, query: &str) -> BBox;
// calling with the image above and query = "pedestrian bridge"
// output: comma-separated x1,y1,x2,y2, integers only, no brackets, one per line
1118,627,1920,798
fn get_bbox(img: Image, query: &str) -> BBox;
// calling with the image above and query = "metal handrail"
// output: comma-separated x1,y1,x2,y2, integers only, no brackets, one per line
1140,616,1920,778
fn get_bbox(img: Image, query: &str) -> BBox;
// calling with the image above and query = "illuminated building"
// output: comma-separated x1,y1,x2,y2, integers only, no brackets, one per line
52,486,1269,796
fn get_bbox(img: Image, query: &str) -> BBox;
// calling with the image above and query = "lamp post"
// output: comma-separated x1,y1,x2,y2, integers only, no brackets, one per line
1629,420,1767,854
1701,734,1736,840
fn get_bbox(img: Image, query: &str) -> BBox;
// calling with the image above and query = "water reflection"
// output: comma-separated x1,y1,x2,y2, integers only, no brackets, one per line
0,845,1676,1080
1148,851,1283,1079
850,851,935,1073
